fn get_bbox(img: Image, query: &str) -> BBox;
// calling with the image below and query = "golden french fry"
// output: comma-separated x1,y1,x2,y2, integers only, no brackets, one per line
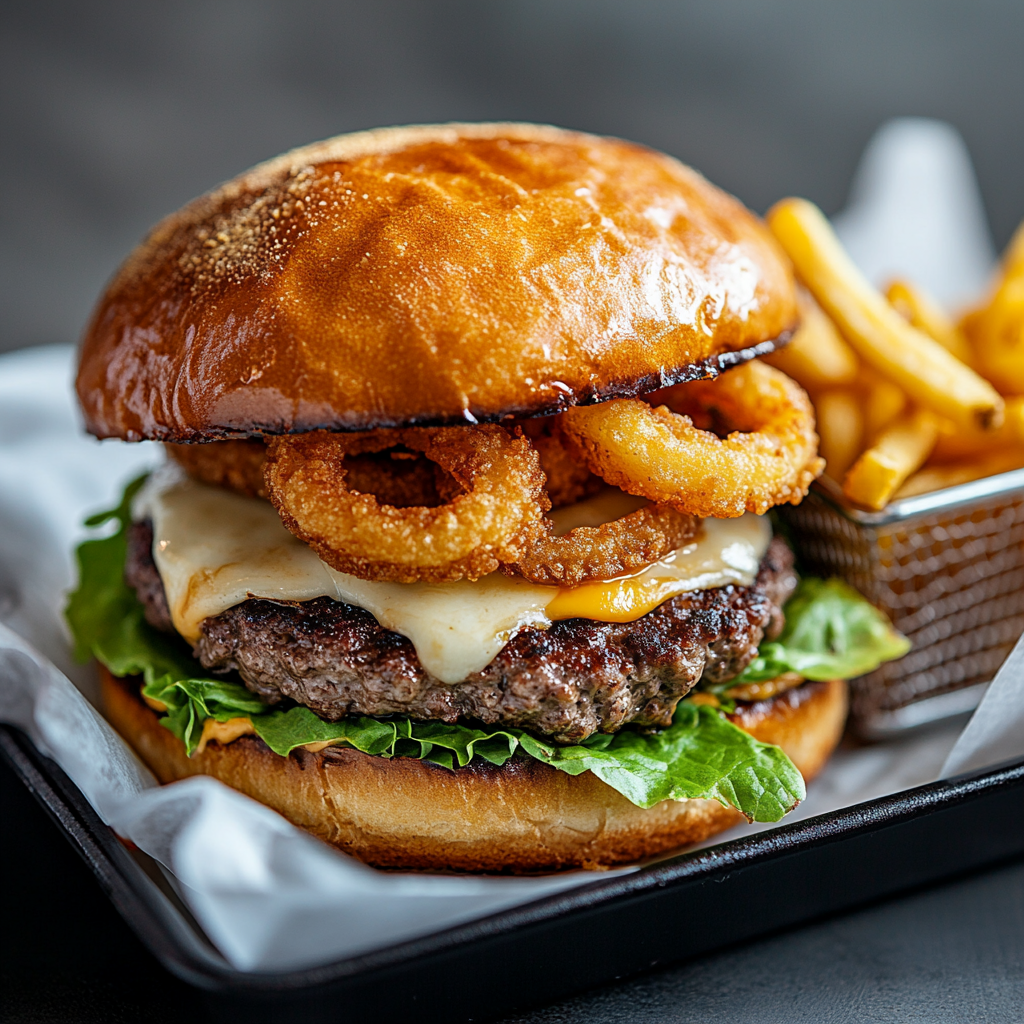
816,389,864,480
962,271,1024,395
842,408,940,510
767,198,1004,431
764,289,859,392
885,279,974,365
1002,218,1024,274
932,396,1024,461
858,367,907,442
895,447,1024,499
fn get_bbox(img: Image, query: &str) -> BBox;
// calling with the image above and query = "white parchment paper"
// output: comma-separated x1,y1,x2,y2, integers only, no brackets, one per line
941,632,1024,778
1,119,1021,973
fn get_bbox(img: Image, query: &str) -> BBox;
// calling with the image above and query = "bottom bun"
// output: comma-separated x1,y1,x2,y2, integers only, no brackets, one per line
100,667,847,872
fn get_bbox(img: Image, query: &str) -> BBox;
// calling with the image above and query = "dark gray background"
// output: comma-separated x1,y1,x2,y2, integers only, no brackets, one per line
4,3,1024,1021
3,0,1024,354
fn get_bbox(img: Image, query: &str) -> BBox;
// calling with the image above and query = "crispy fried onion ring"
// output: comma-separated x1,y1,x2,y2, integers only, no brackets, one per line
166,440,269,498
513,417,603,508
502,501,698,586
168,438,461,508
560,360,825,518
264,426,549,583
335,450,462,508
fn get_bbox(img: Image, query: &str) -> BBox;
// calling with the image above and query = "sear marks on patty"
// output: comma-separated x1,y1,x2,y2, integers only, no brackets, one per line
125,519,796,743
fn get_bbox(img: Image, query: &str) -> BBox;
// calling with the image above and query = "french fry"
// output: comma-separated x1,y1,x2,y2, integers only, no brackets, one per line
842,408,940,510
859,367,907,442
962,270,1024,395
1002,218,1024,274
895,447,1024,499
764,289,859,392
954,215,1024,394
932,396,1024,461
816,389,864,480
885,278,974,365
767,198,1004,432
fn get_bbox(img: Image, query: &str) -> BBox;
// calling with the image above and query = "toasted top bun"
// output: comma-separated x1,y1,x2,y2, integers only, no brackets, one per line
77,123,797,442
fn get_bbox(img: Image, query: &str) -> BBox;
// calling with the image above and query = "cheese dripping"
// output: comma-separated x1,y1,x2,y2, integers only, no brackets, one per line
133,465,772,683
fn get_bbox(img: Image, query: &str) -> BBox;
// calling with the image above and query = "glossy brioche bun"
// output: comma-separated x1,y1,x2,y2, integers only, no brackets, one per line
77,123,797,442
100,668,846,873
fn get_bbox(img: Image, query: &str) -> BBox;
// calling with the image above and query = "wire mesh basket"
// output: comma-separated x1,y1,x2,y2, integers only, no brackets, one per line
779,468,1024,737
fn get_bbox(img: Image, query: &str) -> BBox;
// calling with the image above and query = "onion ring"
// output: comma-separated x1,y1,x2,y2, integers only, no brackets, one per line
167,438,457,508
513,417,602,508
559,360,824,518
166,440,268,498
264,426,549,583
502,501,698,586
339,451,459,508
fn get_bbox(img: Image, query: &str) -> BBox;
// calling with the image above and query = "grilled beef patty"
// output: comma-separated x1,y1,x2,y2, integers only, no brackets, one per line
125,520,796,744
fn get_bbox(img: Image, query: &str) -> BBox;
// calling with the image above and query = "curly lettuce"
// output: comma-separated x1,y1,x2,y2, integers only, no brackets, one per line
725,578,911,688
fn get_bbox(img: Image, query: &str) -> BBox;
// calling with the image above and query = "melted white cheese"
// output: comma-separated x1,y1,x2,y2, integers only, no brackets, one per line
134,466,772,683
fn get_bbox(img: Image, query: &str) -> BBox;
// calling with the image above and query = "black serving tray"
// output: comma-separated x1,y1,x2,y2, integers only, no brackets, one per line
4,721,1024,1024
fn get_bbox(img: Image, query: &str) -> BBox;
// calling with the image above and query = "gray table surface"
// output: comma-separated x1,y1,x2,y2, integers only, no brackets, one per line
497,863,1024,1024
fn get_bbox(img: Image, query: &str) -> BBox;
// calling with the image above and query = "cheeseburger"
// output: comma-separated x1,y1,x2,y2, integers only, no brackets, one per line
68,123,908,872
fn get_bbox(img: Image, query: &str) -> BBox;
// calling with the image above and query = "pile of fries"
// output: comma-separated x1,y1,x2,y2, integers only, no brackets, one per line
764,199,1024,511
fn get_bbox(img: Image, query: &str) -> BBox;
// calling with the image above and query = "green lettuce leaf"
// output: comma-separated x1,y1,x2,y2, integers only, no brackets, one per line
516,704,804,816
63,479,897,823
64,475,266,752
727,577,911,687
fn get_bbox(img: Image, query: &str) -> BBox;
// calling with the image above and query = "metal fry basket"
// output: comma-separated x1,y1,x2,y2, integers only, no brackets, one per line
779,468,1024,737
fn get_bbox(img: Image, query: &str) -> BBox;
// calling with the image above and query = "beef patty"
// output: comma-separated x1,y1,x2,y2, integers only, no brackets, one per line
126,520,797,744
